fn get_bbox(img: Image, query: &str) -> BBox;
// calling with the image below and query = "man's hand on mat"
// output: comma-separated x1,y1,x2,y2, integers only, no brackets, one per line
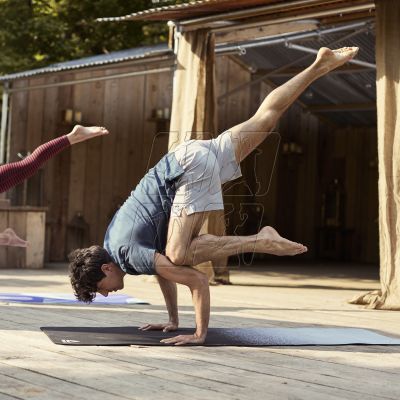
160,332,206,346
139,321,178,333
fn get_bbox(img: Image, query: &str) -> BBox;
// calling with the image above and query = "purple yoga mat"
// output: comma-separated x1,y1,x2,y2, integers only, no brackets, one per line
0,292,149,304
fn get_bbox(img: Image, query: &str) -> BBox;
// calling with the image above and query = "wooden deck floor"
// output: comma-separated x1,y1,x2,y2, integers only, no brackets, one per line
1,262,399,400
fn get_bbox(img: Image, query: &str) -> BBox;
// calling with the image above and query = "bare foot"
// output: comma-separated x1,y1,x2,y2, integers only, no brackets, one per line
315,46,359,74
67,125,109,145
0,228,28,247
256,226,307,256
214,277,232,285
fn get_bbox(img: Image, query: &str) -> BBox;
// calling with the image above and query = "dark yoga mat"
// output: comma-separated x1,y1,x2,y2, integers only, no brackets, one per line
40,326,400,346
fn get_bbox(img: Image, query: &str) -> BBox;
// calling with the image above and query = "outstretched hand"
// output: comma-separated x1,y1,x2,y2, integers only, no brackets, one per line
160,332,206,346
139,321,178,333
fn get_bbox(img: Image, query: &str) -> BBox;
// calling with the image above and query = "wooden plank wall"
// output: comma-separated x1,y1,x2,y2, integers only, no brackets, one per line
8,80,29,206
273,103,321,259
319,126,379,263
6,59,174,261
216,55,254,244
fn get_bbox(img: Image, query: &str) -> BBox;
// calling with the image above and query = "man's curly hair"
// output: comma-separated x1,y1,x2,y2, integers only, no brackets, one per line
68,245,111,303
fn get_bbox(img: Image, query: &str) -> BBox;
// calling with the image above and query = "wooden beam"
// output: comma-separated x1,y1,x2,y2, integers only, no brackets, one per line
215,21,318,44
321,10,375,25
227,55,256,73
308,102,376,112
209,1,375,34
179,0,374,30
256,65,374,77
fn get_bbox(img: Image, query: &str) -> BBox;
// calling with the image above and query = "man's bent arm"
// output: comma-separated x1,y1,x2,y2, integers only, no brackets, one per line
157,274,179,324
155,252,210,342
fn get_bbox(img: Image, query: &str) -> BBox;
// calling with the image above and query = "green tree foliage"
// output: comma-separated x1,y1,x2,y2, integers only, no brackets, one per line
0,0,176,75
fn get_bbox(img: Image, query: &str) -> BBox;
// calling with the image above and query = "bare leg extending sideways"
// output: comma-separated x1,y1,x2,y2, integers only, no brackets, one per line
172,226,306,266
166,47,359,266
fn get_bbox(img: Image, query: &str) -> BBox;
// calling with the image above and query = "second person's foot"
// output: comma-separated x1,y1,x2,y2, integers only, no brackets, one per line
67,125,109,145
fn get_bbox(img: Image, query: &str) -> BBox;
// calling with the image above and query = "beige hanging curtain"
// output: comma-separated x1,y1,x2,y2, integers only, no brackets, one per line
169,28,217,147
168,28,229,283
351,0,400,309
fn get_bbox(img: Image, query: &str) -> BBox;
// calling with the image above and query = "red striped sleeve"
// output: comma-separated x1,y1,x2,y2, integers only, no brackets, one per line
0,135,71,193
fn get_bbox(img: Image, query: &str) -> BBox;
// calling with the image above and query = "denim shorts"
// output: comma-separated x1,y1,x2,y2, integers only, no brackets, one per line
171,131,242,217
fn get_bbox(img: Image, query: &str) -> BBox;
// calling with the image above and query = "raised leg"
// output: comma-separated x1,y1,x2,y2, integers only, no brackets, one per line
227,46,359,163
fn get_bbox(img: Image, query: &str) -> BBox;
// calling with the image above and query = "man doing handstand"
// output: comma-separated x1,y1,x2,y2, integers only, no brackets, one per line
69,47,359,345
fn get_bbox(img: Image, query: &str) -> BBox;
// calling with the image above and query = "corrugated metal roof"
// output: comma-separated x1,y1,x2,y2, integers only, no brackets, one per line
0,44,171,82
97,0,372,22
238,27,376,126
96,0,280,22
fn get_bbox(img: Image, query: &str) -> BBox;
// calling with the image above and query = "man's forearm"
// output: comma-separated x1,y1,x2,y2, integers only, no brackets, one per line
190,277,210,338
157,275,179,323
155,253,211,343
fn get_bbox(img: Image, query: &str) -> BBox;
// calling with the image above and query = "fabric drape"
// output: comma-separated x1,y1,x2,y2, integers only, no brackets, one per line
169,29,217,147
350,0,400,309
168,28,229,283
